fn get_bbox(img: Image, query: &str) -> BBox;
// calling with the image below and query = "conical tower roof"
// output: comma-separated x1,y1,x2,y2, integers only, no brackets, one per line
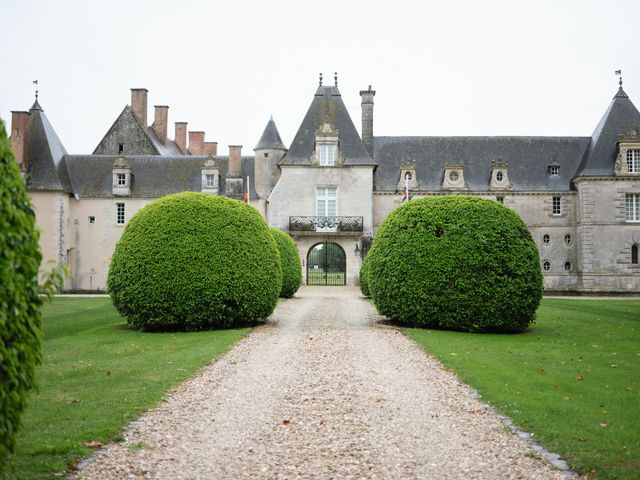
27,101,72,191
576,86,640,176
255,116,287,150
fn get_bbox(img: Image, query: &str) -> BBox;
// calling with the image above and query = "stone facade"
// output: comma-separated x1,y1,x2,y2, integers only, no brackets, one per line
8,79,640,292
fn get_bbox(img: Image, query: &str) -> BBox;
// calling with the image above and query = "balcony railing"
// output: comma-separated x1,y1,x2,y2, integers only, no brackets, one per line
289,216,364,233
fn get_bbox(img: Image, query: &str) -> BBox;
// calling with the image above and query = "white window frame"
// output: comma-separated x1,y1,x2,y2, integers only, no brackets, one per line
116,202,125,225
626,193,640,222
318,144,335,166
627,149,640,173
552,196,562,216
205,174,215,188
549,166,559,176
117,173,127,186
316,187,337,232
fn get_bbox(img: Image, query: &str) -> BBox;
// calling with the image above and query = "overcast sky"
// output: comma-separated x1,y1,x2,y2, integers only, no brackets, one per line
2,0,639,155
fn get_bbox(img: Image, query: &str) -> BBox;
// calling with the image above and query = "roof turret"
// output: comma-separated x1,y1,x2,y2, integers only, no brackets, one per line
255,116,287,151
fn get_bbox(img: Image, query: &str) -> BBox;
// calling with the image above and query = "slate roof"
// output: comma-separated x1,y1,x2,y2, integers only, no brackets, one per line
64,155,258,199
26,101,72,192
280,85,375,166
373,136,590,192
146,127,184,155
255,116,287,150
575,86,640,177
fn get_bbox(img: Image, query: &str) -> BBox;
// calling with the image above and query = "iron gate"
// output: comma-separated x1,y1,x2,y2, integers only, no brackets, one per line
307,242,346,286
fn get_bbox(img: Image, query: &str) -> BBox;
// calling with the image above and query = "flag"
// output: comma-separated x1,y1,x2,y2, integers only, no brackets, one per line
243,176,250,204
615,70,622,75
33,80,38,85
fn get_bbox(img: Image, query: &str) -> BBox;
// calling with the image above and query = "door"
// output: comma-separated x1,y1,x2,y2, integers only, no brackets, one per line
307,242,346,285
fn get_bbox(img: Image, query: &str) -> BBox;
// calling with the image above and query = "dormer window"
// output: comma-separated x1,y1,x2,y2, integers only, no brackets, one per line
319,144,335,166
112,157,131,197
627,149,639,173
397,167,418,191
201,159,219,194
442,166,467,190
489,161,511,191
549,165,560,176
314,122,340,167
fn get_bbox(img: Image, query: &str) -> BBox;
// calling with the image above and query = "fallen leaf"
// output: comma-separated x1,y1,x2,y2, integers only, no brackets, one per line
83,441,103,449
610,365,618,368
68,458,79,471
282,419,291,426
576,375,585,381
599,423,608,428
105,371,112,376
450,352,458,356
539,368,545,374
375,398,384,405
626,387,633,392
67,399,80,404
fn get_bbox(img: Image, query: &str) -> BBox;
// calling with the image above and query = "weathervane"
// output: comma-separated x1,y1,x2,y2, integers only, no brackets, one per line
319,73,323,86
615,69,623,87
33,79,38,99
334,72,338,87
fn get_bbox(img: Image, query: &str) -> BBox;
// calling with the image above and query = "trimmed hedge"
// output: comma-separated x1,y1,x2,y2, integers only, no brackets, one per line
359,254,371,297
108,193,282,330
270,228,301,298
0,120,43,462
368,195,543,332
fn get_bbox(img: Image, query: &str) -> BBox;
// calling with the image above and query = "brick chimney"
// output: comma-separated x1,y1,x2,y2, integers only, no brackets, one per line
204,142,218,156
228,145,242,175
10,111,31,170
152,105,169,144
188,131,205,155
131,88,148,127
359,85,376,157
174,122,187,154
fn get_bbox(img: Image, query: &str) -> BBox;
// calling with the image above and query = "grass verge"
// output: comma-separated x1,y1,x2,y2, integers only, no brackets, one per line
3,297,249,479
405,298,640,480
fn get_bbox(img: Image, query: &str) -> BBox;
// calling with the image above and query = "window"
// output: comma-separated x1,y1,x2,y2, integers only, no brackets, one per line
627,149,640,173
496,196,504,204
552,196,561,215
549,165,559,176
116,203,125,225
496,171,503,182
543,260,551,272
564,234,572,245
404,171,412,181
118,143,124,154
543,234,550,245
117,173,127,186
89,216,95,224
626,193,640,222
564,261,572,271
449,171,459,182
205,174,215,188
633,245,639,264
316,187,337,232
319,144,335,166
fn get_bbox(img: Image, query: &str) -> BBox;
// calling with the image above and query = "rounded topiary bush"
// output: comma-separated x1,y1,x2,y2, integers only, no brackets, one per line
368,195,542,332
108,193,282,330
0,120,43,461
359,254,371,297
270,227,301,298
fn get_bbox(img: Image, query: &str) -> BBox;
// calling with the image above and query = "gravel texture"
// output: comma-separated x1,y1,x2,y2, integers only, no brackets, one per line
76,287,575,479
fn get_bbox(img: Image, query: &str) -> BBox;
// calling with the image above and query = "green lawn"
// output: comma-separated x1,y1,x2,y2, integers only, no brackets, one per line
405,298,640,480
3,298,249,479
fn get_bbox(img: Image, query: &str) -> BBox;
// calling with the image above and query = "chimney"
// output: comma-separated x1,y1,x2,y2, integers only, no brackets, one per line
204,142,218,156
130,88,148,127
10,111,31,170
174,122,187,154
152,105,169,144
228,145,242,176
359,85,376,157
188,131,205,155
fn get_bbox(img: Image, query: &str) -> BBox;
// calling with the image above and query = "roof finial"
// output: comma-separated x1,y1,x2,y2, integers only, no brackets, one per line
334,72,338,87
33,79,38,100
615,69,623,87
319,73,323,86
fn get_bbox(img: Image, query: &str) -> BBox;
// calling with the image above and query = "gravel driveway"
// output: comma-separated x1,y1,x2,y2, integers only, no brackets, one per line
77,287,574,479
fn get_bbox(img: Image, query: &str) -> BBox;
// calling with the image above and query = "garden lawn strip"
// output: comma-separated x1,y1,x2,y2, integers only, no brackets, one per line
5,297,248,479
406,298,640,480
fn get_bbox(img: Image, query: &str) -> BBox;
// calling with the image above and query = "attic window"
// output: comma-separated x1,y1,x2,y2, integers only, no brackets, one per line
319,144,335,166
117,173,127,186
89,216,95,224
118,144,124,154
549,165,559,176
628,149,640,173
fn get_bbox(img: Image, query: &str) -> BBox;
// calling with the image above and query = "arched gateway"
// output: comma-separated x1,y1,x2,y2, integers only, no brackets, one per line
307,242,346,285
